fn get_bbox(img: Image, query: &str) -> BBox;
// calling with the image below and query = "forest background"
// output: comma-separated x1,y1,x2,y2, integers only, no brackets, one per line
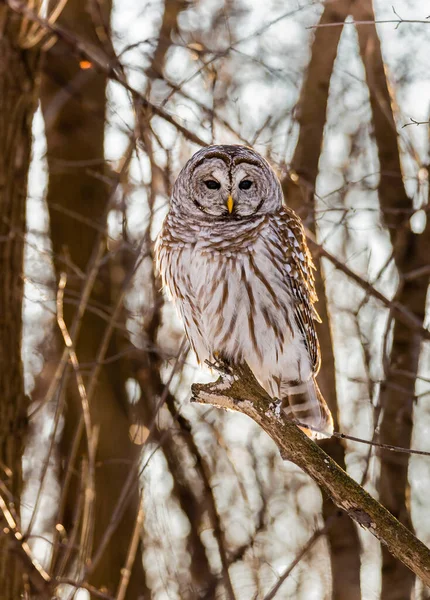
1,0,430,598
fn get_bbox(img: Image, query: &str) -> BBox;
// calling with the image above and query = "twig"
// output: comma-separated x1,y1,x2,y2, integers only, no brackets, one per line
115,497,144,600
87,341,187,576
306,229,430,341
308,10,430,30
25,136,132,541
307,19,430,29
0,484,51,595
402,118,430,129
57,273,97,569
263,521,332,600
191,361,430,587
294,423,430,459
58,577,116,599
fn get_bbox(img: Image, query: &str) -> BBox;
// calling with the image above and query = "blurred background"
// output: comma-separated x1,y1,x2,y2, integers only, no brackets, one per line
1,0,430,598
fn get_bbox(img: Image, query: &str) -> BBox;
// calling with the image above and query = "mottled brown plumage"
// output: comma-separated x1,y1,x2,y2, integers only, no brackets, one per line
156,145,333,439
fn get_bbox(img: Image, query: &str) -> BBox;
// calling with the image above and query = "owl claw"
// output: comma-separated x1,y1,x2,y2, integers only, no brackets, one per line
205,356,234,375
269,398,283,418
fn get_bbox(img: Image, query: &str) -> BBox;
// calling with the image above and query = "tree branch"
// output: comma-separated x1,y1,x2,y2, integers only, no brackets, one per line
191,362,430,587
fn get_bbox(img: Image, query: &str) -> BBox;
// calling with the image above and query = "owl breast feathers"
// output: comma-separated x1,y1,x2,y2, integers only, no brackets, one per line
155,145,333,440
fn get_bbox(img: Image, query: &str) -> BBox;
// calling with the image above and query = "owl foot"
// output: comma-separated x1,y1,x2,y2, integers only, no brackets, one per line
268,397,283,418
205,355,234,375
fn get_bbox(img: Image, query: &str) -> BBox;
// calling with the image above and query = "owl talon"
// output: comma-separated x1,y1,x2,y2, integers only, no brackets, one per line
269,397,283,418
205,357,233,375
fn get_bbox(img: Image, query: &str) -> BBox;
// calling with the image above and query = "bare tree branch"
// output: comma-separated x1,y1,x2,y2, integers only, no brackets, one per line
192,362,430,588
263,521,332,600
308,231,430,341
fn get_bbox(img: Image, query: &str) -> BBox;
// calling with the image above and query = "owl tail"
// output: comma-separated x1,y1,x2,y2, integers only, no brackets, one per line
284,378,334,441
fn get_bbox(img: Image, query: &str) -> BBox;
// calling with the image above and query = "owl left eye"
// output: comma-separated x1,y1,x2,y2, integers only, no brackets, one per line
239,180,253,190
204,180,221,190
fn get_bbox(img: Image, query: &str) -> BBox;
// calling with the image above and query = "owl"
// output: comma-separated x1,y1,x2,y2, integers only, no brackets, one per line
155,145,333,440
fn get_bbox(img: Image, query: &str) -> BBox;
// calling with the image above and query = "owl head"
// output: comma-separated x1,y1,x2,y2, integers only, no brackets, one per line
172,145,283,219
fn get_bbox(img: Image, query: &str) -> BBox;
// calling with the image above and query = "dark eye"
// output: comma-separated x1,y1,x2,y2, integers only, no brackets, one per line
204,180,221,190
239,180,253,190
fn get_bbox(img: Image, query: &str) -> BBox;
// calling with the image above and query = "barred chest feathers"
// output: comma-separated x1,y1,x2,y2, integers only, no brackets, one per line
157,214,313,399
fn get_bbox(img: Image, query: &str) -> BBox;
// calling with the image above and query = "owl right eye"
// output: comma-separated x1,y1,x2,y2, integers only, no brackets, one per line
204,180,221,190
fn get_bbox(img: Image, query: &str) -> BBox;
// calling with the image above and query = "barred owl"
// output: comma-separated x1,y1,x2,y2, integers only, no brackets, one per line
155,145,333,440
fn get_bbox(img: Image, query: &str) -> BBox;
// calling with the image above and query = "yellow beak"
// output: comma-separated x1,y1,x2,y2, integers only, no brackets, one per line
227,195,234,214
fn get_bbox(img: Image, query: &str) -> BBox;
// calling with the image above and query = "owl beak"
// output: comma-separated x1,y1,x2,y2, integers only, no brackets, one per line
227,195,234,214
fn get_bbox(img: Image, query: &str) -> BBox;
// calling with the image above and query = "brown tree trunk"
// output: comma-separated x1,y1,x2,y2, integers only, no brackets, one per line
282,2,362,598
0,7,40,598
377,227,429,600
129,2,218,593
352,2,426,598
40,1,148,596
147,0,187,79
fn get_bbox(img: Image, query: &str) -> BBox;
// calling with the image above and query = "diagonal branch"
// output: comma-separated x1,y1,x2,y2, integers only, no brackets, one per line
191,362,430,587
0,484,51,596
307,231,430,341
263,521,332,600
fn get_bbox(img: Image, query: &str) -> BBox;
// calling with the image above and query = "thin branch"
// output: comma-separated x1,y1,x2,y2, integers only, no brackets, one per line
58,578,116,599
294,424,430,459
308,16,430,30
115,497,144,600
56,273,97,570
0,484,51,595
402,118,430,129
263,521,332,600
306,230,430,341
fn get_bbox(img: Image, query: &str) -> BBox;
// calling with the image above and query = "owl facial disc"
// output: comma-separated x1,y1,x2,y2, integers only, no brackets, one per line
172,145,283,219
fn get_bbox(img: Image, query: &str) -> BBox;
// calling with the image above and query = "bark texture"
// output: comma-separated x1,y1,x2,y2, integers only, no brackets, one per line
40,0,147,596
0,7,40,598
282,2,362,597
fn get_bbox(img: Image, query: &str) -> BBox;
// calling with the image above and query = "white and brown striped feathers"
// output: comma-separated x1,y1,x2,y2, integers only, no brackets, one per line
155,145,333,439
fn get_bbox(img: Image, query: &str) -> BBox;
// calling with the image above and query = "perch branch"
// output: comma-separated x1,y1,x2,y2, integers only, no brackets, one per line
191,362,430,586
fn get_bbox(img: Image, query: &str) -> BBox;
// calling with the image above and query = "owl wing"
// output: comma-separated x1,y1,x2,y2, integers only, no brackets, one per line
277,207,321,375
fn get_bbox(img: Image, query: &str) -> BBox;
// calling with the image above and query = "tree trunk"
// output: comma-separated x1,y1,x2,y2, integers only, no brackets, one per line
282,2,362,598
0,7,40,598
352,2,427,597
147,0,187,79
377,228,429,600
40,1,148,596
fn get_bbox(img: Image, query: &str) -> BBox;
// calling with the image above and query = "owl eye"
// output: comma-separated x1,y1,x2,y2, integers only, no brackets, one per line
239,179,253,190
204,180,221,190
